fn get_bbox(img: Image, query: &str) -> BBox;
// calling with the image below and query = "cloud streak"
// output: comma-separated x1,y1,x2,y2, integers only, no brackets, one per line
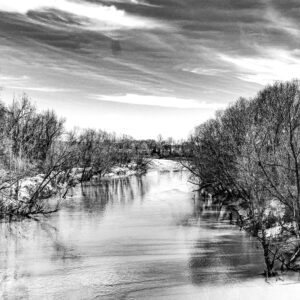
91,94,227,109
0,0,162,30
220,48,300,85
10,86,76,93
2,0,300,138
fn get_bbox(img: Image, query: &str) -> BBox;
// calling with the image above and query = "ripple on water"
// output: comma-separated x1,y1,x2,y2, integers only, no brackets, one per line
0,171,294,299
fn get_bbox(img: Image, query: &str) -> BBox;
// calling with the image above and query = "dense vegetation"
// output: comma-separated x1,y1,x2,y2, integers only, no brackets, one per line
5,80,300,278
0,95,186,220
186,80,300,276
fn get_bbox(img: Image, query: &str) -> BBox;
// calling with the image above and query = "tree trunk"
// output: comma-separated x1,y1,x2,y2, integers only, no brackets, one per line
261,233,275,277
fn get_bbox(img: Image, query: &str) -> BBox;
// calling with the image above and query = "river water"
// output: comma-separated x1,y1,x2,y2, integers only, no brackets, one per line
1,170,300,299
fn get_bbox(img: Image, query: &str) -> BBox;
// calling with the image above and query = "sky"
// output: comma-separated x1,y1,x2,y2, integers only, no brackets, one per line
1,0,300,139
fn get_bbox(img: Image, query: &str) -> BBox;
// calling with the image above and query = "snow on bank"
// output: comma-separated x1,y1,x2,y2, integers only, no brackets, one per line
100,159,183,180
100,164,140,180
0,173,62,215
2,159,183,209
148,159,182,172
17,174,57,201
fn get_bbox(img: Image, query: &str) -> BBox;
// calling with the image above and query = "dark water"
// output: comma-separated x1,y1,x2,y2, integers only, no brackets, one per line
1,171,296,300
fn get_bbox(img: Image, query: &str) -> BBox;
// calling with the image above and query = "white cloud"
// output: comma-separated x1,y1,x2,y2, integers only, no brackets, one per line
265,1,300,37
182,67,227,76
0,75,29,82
0,73,74,92
0,0,161,30
0,75,30,90
102,0,157,7
91,93,226,109
219,49,300,85
13,86,74,92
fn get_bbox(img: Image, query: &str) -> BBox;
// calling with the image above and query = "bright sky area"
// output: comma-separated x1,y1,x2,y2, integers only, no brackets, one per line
1,0,300,139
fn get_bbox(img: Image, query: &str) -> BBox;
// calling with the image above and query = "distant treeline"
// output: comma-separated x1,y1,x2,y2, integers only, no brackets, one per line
186,80,300,276
129,136,191,159
0,95,188,219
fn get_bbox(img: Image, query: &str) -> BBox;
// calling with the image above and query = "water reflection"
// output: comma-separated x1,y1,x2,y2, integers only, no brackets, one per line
0,218,80,300
67,175,149,214
0,171,276,299
175,194,264,286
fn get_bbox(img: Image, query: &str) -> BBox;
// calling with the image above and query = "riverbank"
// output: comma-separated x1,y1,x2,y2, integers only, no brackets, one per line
148,158,182,172
0,171,267,299
72,159,182,181
208,193,300,273
2,165,300,299
0,158,183,219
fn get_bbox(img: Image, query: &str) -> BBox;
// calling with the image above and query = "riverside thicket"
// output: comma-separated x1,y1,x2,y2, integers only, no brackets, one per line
186,80,300,276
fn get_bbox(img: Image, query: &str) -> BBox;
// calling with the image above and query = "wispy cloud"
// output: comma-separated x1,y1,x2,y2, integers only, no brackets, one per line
265,0,300,37
0,75,29,82
0,0,163,30
182,67,228,77
219,48,300,85
0,73,78,93
101,0,158,7
2,0,300,138
9,86,75,93
91,94,227,109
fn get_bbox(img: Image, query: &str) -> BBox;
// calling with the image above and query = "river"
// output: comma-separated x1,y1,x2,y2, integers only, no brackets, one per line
1,170,300,299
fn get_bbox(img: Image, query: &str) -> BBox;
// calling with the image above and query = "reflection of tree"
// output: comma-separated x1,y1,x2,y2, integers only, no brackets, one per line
0,174,150,296
189,233,263,285
187,196,263,285
39,220,79,262
0,218,79,296
136,175,147,198
77,175,148,213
